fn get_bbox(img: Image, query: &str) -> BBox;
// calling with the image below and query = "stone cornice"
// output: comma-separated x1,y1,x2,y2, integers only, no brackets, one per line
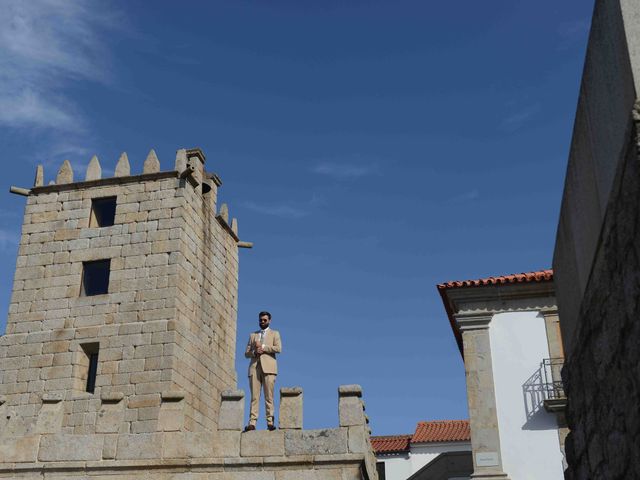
455,314,493,332
30,171,180,194
440,281,557,355
445,281,556,318
540,307,559,317
446,280,554,303
0,452,368,474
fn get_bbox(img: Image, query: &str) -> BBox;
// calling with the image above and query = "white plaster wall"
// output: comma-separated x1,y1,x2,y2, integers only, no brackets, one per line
376,442,471,480
489,311,564,480
377,453,411,480
409,442,472,473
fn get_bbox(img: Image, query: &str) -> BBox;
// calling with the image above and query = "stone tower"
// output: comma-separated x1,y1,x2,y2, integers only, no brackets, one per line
1,148,239,435
0,149,378,479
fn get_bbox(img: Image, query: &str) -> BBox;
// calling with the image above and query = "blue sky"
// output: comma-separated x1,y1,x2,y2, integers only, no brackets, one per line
0,0,593,434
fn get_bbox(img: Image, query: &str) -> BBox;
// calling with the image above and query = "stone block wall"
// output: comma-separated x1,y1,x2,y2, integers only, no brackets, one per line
561,107,640,479
0,149,240,436
0,385,378,479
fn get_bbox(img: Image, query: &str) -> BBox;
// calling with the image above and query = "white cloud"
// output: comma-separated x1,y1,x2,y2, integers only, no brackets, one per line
0,89,78,131
556,19,590,51
242,201,310,219
557,19,590,41
0,0,118,132
448,189,480,203
500,104,540,132
41,142,92,162
312,162,379,180
242,193,326,219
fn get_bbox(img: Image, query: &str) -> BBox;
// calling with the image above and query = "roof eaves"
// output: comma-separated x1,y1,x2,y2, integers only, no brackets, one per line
436,269,553,358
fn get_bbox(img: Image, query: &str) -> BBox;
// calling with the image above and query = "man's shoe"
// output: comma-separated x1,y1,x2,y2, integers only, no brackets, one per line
267,424,276,431
244,424,256,432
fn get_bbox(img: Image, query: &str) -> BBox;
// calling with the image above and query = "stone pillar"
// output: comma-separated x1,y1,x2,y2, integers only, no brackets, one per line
96,392,125,434
218,390,244,430
158,391,185,432
542,308,564,377
279,387,303,429
541,308,568,468
338,385,365,427
457,315,510,480
35,393,63,434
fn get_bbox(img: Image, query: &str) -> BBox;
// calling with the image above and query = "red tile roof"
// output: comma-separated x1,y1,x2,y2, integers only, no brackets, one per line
437,269,553,290
437,269,553,355
370,435,412,454
371,420,470,454
411,420,470,443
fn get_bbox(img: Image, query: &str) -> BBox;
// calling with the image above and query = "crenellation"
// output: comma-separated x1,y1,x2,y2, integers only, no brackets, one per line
56,160,73,184
85,156,102,181
114,152,131,177
142,150,161,174
34,165,44,188
174,149,188,173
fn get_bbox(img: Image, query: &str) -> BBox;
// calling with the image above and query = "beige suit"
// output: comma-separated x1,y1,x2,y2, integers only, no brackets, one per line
244,328,281,426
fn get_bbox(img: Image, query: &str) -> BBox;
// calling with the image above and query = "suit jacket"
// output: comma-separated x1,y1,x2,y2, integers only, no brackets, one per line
244,328,281,376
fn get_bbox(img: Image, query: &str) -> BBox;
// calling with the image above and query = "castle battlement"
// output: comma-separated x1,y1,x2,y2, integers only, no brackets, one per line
0,384,377,478
0,148,378,479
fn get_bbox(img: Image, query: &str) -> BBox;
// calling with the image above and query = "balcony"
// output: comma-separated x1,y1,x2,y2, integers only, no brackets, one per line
523,357,566,421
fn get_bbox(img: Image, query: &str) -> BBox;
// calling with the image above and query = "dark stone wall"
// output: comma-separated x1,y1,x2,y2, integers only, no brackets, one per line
553,0,637,359
563,110,640,479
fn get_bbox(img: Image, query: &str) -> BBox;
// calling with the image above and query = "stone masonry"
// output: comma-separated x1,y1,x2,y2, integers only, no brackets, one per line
0,150,378,478
553,1,640,478
1,148,235,435
561,105,640,480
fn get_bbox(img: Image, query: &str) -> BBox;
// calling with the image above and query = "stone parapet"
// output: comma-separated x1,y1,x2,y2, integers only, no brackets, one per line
338,384,366,427
0,385,378,478
218,389,245,430
0,453,368,479
278,387,302,430
0,428,376,478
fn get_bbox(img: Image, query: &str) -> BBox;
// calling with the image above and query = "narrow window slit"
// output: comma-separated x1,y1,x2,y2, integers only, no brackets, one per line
80,343,100,394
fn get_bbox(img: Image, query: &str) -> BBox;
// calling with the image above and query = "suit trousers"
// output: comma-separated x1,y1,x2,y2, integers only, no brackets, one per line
249,362,276,425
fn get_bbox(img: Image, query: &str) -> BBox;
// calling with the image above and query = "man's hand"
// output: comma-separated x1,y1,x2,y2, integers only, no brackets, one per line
254,340,264,356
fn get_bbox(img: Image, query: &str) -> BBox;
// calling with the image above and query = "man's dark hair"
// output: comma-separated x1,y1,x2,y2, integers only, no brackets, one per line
259,311,271,320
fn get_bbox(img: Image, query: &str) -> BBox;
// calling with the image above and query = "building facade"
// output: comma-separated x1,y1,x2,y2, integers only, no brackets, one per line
372,420,472,480
437,271,566,480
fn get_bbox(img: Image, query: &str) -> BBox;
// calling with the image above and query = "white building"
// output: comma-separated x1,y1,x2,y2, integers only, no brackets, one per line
372,420,472,480
437,270,567,480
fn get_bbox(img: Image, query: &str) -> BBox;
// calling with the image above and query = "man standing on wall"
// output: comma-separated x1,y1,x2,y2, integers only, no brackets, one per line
244,311,282,431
